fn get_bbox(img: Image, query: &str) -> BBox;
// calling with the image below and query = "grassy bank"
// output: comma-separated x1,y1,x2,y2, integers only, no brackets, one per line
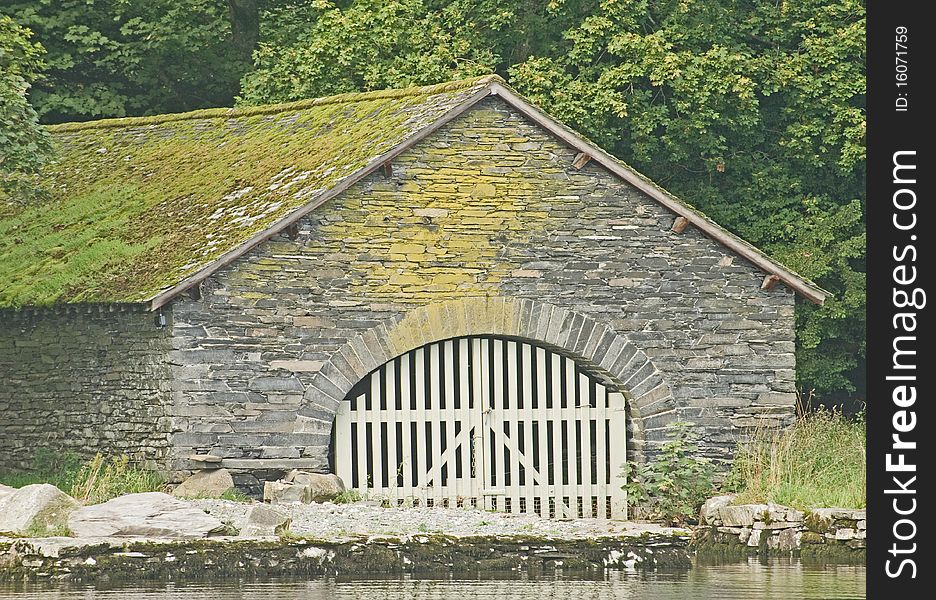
0,450,164,503
725,409,865,510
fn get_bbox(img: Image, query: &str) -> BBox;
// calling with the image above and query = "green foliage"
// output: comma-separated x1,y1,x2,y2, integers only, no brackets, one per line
724,408,866,510
239,0,588,104
70,454,165,504
0,450,163,506
332,489,364,504
1,0,251,122
0,14,51,202
219,488,252,502
623,423,715,524
240,0,493,103
0,448,83,491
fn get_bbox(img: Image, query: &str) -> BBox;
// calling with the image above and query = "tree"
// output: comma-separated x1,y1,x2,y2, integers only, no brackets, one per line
0,0,261,122
238,0,590,103
1,15,50,202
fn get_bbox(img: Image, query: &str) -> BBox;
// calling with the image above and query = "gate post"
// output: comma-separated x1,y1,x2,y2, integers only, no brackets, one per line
609,398,628,520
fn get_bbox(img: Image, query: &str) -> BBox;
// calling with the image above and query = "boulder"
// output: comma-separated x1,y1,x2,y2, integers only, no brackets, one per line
264,471,345,504
263,481,305,504
778,528,799,552
171,469,235,499
0,483,79,536
240,504,291,537
68,492,226,538
285,470,345,502
699,495,735,525
719,504,768,527
0,484,15,501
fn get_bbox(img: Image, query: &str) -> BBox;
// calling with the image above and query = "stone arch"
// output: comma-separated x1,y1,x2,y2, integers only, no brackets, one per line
297,297,677,462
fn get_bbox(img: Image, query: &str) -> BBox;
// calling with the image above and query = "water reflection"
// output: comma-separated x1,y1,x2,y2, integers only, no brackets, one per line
0,558,865,600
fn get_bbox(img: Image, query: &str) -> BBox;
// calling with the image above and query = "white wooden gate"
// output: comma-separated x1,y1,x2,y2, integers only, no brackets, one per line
334,336,627,519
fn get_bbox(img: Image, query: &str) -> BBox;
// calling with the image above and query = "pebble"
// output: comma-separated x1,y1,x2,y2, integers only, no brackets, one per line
191,499,681,540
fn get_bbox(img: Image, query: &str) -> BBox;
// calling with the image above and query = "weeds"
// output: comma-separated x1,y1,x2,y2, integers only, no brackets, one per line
724,407,865,510
332,489,364,504
623,422,715,524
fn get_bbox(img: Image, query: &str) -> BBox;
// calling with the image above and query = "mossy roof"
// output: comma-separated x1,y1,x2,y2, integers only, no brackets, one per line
0,76,495,308
0,75,828,309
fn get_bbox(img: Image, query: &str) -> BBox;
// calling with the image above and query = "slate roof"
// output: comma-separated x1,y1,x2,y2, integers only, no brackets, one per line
0,75,828,309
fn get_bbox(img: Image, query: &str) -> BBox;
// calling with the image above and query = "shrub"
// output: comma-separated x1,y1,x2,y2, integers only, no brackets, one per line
724,407,865,509
623,422,715,524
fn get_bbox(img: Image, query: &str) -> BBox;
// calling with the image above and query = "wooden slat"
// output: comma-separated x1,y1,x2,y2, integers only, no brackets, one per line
428,343,443,500
399,353,413,496
385,359,398,504
521,342,536,515
354,392,368,491
577,371,593,518
370,372,384,493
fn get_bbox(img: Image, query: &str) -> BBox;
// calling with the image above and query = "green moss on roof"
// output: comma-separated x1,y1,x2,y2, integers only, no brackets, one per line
0,76,499,308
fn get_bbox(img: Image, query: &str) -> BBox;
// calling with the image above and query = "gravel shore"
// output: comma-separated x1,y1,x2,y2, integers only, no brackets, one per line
191,498,683,540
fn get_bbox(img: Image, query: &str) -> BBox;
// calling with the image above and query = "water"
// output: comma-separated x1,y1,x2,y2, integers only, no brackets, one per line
0,558,865,599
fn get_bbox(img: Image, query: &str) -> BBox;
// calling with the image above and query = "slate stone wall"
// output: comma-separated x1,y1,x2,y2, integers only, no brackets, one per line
168,97,797,488
0,305,173,471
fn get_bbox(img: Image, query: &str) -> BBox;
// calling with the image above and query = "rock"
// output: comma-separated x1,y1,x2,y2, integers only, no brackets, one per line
766,503,804,525
0,484,15,501
69,492,226,538
811,507,865,521
263,481,305,504
0,484,79,536
719,504,768,527
778,528,799,552
746,528,762,547
267,471,345,504
834,528,858,541
700,495,734,525
172,469,235,499
753,521,803,530
240,504,291,537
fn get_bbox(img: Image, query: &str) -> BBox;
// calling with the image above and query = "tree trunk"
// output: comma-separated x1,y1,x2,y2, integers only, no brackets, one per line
228,0,260,65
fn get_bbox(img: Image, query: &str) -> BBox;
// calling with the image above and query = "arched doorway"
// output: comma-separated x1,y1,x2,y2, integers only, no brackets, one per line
333,335,627,519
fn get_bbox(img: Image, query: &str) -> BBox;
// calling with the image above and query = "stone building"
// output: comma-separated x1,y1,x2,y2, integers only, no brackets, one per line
0,76,826,511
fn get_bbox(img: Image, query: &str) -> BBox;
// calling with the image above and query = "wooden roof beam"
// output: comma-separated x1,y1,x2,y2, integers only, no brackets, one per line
761,274,781,291
671,216,690,234
572,152,592,170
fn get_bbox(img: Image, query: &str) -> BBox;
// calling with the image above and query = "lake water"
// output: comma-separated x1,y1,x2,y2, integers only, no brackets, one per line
0,558,865,599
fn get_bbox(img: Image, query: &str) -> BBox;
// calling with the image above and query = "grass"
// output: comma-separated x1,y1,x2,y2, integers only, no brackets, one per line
70,454,165,504
0,448,84,491
725,407,865,510
0,450,165,504
332,489,364,504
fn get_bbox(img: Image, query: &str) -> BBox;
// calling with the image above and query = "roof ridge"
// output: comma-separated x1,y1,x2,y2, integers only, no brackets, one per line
48,74,505,134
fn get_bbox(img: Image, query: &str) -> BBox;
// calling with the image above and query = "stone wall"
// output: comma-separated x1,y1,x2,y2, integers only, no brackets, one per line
694,495,866,559
168,96,797,485
0,305,173,470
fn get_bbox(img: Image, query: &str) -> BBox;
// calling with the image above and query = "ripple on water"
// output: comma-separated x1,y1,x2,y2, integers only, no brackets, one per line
0,558,865,600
